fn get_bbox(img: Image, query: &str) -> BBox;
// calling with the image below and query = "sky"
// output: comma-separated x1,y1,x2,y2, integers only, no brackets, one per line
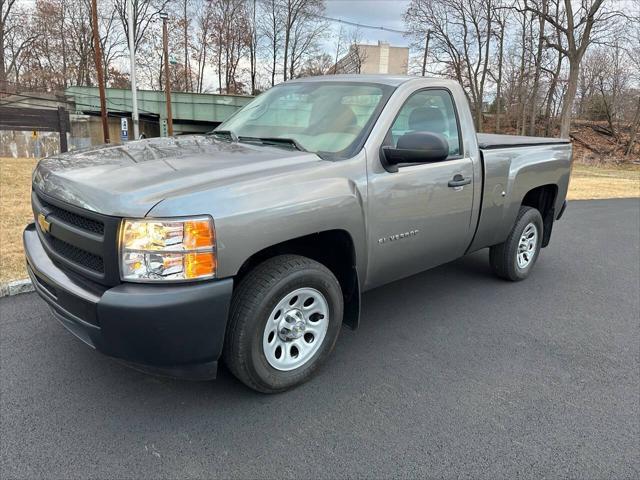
323,0,412,49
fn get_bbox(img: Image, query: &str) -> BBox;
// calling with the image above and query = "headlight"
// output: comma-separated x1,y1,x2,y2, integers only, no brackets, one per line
119,217,216,282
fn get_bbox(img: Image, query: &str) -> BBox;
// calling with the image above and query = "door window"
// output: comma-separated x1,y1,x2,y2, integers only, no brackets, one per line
389,89,461,156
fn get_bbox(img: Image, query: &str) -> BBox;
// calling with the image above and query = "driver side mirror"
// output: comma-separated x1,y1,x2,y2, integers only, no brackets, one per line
380,132,449,172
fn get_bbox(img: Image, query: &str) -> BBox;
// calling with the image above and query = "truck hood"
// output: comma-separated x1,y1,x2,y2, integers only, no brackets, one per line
33,135,324,217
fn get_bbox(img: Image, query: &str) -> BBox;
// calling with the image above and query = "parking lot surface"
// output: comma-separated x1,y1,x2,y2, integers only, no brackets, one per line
1,199,639,479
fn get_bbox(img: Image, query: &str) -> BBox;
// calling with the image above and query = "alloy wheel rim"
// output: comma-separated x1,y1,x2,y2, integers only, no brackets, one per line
517,222,538,269
262,287,329,371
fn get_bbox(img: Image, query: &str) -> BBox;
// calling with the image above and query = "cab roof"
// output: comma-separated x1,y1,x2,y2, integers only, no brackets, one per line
286,74,421,87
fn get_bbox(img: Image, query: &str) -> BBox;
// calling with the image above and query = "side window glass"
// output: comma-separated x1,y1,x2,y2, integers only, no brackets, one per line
389,90,461,156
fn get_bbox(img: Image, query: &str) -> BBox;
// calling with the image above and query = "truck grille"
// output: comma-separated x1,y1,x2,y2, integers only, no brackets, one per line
32,190,121,286
39,197,104,235
50,237,105,273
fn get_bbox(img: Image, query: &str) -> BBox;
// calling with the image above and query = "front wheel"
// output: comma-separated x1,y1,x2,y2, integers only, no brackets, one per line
223,255,343,393
490,206,543,281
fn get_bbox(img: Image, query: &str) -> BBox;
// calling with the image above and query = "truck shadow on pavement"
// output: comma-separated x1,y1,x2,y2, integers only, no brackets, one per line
6,248,504,415
72,250,497,397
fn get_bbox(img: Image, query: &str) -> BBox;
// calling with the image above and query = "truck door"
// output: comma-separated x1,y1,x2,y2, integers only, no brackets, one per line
365,88,476,289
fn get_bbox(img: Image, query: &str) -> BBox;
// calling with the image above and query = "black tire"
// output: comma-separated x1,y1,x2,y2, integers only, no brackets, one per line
489,206,544,282
223,255,343,393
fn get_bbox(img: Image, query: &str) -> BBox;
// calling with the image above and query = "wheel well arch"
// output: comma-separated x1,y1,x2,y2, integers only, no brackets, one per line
521,184,558,247
234,230,361,329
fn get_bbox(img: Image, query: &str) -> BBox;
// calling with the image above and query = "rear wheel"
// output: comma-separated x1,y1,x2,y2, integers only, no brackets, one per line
223,255,343,393
490,206,543,281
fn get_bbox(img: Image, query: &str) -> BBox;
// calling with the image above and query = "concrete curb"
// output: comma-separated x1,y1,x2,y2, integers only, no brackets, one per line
0,279,34,298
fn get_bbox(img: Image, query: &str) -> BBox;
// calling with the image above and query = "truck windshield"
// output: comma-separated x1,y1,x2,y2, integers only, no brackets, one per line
215,82,394,159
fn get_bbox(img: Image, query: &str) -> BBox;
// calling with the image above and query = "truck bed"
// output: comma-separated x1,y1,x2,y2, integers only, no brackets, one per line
477,133,571,150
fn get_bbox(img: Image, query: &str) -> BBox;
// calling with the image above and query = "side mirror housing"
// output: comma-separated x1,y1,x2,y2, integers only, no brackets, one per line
380,132,450,172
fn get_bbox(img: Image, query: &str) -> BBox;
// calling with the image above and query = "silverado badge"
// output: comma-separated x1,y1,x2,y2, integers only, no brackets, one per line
378,229,420,245
37,212,51,233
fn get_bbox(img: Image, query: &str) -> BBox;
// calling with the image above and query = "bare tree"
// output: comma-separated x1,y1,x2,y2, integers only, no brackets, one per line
522,0,620,138
97,1,128,87
281,0,325,81
405,0,495,130
624,0,640,156
331,27,368,74
299,52,333,76
491,5,507,132
540,1,565,136
260,0,283,87
347,28,367,74
592,43,629,137
331,25,345,73
182,0,192,91
527,0,547,135
114,0,170,53
247,0,259,95
1,0,39,93
211,0,250,93
192,1,214,93
0,0,17,93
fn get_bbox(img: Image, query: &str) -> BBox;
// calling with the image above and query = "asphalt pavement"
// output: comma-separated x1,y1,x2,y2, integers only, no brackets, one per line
1,198,639,479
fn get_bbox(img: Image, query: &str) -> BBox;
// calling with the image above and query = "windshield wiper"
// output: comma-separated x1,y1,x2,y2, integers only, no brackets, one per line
238,136,307,152
210,129,238,141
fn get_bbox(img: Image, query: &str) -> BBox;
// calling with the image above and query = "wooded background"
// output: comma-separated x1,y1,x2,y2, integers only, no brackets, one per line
1,0,639,158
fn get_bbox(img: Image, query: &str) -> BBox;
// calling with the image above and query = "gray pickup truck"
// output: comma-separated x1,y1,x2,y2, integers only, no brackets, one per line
24,75,571,392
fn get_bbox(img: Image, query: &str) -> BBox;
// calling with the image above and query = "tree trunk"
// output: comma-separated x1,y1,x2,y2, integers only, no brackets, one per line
61,2,68,89
495,23,504,133
516,8,527,134
421,31,430,76
559,58,579,138
544,43,563,136
249,0,256,95
217,29,222,93
270,3,277,87
476,106,483,132
528,6,546,136
0,27,6,94
625,96,640,156
283,11,290,82
271,46,276,86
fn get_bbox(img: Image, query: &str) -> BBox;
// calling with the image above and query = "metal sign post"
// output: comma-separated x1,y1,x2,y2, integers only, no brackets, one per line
127,0,140,140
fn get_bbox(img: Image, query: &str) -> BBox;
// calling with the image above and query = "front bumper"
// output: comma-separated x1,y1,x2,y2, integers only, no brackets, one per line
24,223,233,380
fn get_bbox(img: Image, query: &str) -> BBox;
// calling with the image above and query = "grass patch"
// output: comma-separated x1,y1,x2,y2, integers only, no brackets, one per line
0,157,638,284
1,157,37,283
568,164,640,200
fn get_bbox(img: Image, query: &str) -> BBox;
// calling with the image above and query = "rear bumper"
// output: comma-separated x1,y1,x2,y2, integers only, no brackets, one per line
24,223,233,380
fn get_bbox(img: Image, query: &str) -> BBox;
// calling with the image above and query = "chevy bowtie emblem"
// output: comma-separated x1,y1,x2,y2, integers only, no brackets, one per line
37,212,51,233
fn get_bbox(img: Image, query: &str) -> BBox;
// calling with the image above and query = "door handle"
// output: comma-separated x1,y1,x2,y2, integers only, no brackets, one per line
448,174,471,188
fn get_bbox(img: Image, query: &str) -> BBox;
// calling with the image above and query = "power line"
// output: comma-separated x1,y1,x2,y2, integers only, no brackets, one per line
7,10,411,34
315,14,409,35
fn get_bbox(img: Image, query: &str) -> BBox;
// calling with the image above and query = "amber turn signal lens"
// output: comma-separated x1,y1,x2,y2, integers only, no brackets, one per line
185,252,216,279
184,220,215,249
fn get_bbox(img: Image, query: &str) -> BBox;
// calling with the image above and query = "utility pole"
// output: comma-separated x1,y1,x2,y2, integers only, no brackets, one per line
421,30,431,77
90,0,110,143
127,0,140,139
160,11,174,136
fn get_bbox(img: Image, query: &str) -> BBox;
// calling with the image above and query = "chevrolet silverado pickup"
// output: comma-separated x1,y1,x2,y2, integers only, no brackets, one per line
24,75,571,392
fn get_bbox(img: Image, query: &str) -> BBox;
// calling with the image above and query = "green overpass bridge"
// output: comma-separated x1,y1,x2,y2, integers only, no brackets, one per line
65,86,253,136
